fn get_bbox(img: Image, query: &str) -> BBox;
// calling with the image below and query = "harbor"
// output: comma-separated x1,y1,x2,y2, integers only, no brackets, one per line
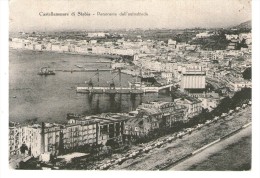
9,49,173,124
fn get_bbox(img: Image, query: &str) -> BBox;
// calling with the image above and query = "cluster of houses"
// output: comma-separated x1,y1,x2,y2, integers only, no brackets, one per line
9,97,205,159
9,31,252,85
225,33,252,50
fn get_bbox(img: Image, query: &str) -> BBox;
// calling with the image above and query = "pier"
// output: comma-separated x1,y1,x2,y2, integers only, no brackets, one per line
76,84,174,94
54,68,112,72
76,68,173,94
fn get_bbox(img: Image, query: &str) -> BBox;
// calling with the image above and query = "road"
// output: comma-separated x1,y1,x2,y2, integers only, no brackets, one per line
169,125,251,171
109,106,251,170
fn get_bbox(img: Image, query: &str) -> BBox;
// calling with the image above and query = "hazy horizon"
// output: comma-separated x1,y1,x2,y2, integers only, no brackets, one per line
9,0,251,32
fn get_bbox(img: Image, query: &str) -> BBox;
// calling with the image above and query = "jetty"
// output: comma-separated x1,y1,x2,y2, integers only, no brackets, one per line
76,68,173,94
76,84,173,94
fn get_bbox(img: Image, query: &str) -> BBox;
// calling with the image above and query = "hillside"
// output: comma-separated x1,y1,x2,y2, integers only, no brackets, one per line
233,20,251,29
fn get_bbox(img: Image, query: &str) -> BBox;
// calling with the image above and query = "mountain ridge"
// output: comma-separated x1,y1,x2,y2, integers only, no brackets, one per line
232,20,251,29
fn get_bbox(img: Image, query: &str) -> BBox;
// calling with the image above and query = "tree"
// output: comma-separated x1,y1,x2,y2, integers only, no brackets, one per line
213,97,232,115
242,67,251,80
20,144,28,154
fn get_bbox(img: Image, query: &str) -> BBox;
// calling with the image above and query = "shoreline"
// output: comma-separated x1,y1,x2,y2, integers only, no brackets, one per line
9,47,126,60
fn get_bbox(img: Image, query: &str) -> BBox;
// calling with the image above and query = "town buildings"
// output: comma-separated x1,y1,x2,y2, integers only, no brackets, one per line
9,122,62,158
42,123,62,156
62,120,97,152
174,96,202,119
9,28,252,166
9,122,21,156
123,108,162,138
123,101,188,138
9,100,191,157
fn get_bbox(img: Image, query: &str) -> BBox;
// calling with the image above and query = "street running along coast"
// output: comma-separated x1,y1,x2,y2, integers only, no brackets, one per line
108,106,251,170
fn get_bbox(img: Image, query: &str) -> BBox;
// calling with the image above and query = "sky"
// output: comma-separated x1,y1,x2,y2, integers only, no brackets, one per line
9,0,251,32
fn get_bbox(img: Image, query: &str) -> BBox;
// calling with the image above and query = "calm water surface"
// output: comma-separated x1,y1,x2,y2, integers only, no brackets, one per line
9,50,172,123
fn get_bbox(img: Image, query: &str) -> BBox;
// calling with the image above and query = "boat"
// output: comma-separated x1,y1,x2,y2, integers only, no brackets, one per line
37,67,55,75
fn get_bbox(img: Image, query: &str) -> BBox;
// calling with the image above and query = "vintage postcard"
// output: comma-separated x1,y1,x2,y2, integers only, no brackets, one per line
2,0,256,174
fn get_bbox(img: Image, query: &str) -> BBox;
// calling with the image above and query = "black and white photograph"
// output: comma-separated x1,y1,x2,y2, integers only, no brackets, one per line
1,0,259,175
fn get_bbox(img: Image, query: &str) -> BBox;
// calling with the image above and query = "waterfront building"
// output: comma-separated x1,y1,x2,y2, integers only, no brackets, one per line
138,101,176,114
9,123,42,158
68,44,76,52
42,123,62,156
123,116,158,137
123,108,161,137
62,120,97,152
124,101,188,138
174,96,202,119
9,123,21,156
138,101,188,124
24,43,35,50
61,44,69,52
52,43,62,52
35,43,43,51
9,122,62,158
9,41,25,49
43,42,52,51
67,114,128,146
162,104,188,126
75,45,90,54
94,113,128,145
19,124,42,157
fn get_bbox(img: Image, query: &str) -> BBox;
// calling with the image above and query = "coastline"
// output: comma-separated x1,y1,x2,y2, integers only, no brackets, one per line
9,47,124,60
